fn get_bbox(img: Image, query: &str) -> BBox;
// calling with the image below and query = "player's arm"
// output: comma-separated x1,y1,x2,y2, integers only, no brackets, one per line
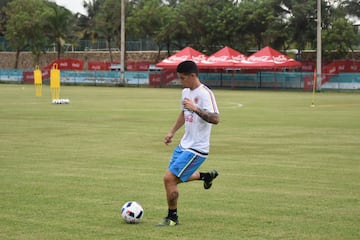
182,98,219,125
164,111,185,145
194,108,219,125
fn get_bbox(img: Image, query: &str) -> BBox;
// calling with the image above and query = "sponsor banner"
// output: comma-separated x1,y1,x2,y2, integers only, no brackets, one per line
127,61,151,71
44,58,84,70
301,60,360,73
88,61,151,71
88,62,112,71
23,69,50,83
149,70,177,86
324,60,360,73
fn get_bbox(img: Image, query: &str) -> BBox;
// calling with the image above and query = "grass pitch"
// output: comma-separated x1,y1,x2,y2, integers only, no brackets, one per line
0,84,359,240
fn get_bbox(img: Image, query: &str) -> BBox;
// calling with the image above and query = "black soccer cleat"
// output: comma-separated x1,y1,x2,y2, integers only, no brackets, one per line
203,169,219,190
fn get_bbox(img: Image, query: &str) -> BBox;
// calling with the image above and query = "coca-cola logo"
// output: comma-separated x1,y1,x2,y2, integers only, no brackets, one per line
152,77,160,82
329,67,336,74
166,72,176,80
192,55,207,62
165,55,207,63
208,56,228,62
248,56,271,62
232,55,246,61
248,55,289,63
91,66,101,70
273,55,288,63
206,55,246,62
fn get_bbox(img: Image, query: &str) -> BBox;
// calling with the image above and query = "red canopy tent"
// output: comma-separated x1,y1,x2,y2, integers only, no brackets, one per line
198,46,247,69
156,46,207,69
236,46,301,69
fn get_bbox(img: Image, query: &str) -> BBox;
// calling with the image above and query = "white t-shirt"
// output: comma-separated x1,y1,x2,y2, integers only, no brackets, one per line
180,84,219,153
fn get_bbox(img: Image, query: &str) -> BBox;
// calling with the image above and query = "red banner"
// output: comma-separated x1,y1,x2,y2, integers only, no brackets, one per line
88,62,112,71
323,60,360,73
126,61,151,71
149,70,177,86
301,60,359,73
23,69,50,83
44,58,84,70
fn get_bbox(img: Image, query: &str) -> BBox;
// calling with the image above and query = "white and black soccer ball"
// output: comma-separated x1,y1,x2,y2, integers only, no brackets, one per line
121,201,144,224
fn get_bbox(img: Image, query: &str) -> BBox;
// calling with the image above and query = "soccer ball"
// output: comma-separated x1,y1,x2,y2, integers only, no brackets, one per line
121,201,144,224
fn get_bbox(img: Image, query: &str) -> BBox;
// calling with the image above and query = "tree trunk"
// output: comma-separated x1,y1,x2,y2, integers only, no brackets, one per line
14,50,20,69
57,41,61,59
108,38,113,63
33,53,41,67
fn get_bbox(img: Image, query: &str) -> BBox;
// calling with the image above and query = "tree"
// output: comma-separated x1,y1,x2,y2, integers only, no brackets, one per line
44,1,76,59
174,0,237,52
4,0,49,68
94,0,121,62
342,0,360,17
153,4,180,56
323,16,359,60
213,3,248,53
81,0,105,41
237,0,290,50
0,0,12,36
126,0,167,55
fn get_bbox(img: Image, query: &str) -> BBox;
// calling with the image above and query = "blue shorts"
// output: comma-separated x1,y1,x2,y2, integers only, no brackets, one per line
168,145,207,182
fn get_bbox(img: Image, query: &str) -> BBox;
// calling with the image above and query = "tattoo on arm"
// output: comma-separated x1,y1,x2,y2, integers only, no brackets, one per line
194,108,219,124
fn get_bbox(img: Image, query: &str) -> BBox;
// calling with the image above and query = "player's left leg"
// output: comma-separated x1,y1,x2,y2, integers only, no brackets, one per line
163,170,180,210
157,170,180,226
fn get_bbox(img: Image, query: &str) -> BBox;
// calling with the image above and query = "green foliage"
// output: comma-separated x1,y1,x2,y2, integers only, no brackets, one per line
44,2,76,59
126,0,163,39
1,0,359,60
4,0,50,66
78,0,105,41
0,85,359,239
323,18,359,60
286,0,317,51
93,0,121,61
3,0,76,66
342,0,360,17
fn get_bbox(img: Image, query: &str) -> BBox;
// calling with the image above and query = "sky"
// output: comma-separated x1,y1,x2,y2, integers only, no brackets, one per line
55,0,87,15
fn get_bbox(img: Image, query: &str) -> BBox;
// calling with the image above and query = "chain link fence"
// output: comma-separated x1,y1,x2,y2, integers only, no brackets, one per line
1,69,359,91
0,37,164,52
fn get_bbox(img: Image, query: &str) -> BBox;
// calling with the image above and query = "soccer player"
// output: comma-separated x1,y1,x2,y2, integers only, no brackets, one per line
157,60,220,226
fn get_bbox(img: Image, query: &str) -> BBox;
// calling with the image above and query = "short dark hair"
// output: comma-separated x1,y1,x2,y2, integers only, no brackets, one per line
176,60,198,76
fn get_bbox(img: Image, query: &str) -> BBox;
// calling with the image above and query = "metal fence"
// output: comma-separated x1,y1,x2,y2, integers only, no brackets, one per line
0,37,164,52
200,72,311,89
1,69,359,90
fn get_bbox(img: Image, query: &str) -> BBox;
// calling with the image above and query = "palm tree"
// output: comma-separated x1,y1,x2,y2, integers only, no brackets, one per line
45,2,76,59
80,0,105,42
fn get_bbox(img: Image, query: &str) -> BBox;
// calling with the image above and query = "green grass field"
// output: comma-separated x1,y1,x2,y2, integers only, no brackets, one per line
0,84,359,240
